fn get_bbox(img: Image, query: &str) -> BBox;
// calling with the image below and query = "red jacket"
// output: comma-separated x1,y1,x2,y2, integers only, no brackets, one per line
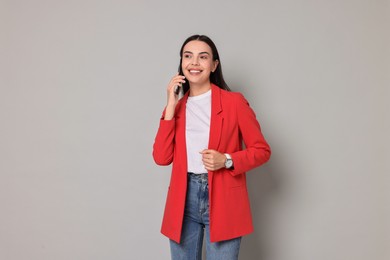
153,84,271,243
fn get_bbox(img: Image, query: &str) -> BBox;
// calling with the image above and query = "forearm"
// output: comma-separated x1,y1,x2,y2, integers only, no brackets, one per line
164,103,176,120
152,118,176,165
230,93,271,175
230,143,271,176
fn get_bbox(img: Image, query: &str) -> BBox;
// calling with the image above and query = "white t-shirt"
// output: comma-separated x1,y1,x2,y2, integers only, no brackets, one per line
186,90,211,174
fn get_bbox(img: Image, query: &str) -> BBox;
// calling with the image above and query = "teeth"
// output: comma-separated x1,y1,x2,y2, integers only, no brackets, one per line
190,70,201,73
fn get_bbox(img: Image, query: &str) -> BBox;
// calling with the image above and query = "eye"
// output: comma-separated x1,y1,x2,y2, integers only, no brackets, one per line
200,55,208,59
183,54,192,59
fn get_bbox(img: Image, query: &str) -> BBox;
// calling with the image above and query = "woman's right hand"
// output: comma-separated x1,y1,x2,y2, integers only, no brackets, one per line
167,73,186,105
164,74,186,120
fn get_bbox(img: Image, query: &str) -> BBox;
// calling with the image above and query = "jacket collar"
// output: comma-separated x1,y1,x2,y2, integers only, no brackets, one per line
210,83,223,116
208,84,223,150
176,83,223,118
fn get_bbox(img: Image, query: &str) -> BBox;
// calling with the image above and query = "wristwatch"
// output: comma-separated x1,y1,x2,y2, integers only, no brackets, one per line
224,153,233,169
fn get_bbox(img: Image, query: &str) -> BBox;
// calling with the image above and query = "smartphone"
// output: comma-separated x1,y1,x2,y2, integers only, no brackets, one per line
174,70,184,95
174,85,181,95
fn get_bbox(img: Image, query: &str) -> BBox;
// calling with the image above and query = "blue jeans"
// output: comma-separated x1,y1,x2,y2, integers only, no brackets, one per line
170,172,241,260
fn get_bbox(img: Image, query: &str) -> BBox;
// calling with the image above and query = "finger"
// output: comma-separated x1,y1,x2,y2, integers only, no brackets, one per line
168,83,184,94
202,157,211,164
200,149,214,154
202,160,215,168
169,80,185,91
169,78,185,86
169,74,186,84
203,164,212,169
202,159,213,166
172,76,186,83
172,75,186,82
204,165,213,171
202,154,214,161
205,165,217,171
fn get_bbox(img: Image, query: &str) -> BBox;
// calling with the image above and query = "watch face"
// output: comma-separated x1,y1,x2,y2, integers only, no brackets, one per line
226,159,233,168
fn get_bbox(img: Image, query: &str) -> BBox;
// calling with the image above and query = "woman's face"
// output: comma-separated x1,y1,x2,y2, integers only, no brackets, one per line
181,40,219,87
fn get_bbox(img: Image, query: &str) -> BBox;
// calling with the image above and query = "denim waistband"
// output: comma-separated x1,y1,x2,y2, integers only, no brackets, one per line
187,172,208,182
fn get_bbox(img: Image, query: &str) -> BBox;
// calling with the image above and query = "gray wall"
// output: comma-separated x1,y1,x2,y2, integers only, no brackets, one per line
1,0,388,259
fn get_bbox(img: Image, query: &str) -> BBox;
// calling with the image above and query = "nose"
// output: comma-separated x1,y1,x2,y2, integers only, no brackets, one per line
191,56,200,66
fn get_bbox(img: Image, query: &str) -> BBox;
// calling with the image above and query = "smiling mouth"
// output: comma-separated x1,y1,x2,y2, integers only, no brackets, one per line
188,69,202,74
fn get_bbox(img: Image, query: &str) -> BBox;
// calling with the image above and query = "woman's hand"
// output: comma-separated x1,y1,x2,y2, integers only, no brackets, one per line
167,73,185,105
164,73,186,120
200,149,227,171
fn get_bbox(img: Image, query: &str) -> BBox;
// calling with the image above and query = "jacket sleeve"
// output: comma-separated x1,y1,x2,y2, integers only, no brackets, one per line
152,111,175,166
230,93,271,176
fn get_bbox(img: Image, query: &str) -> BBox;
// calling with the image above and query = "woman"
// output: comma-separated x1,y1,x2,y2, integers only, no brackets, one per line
153,35,271,260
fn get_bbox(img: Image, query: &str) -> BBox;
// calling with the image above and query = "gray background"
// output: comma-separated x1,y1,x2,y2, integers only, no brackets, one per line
1,0,389,259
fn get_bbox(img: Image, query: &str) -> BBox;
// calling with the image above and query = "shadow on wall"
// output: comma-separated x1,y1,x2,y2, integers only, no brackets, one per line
225,74,286,259
239,157,284,260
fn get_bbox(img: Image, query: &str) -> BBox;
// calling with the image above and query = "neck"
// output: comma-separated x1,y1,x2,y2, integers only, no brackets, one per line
189,82,212,97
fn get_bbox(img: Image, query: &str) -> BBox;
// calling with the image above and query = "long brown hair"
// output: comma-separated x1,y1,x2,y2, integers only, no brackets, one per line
178,35,230,94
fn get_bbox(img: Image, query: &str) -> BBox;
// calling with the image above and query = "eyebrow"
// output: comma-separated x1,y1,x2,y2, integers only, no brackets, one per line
183,51,211,55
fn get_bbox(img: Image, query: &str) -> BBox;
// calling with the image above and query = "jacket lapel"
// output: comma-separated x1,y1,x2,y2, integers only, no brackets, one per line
208,84,223,150
175,92,189,120
176,92,189,151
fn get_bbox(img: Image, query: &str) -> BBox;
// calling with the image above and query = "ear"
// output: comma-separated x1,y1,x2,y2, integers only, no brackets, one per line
212,59,219,72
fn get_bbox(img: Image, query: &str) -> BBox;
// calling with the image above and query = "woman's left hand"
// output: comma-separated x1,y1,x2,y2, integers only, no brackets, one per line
200,149,226,171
